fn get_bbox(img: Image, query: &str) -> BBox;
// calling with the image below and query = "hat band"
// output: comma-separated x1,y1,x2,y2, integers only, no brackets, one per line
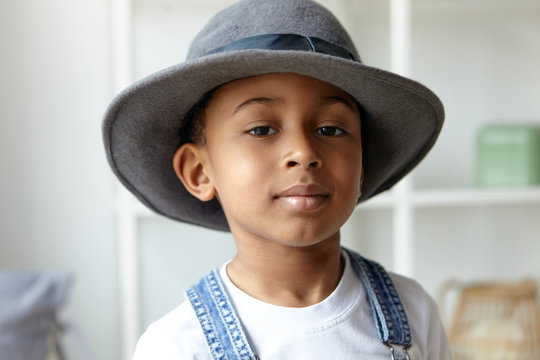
205,33,360,62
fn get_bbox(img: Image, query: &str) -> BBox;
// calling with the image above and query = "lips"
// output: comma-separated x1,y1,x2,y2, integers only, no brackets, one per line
274,184,329,212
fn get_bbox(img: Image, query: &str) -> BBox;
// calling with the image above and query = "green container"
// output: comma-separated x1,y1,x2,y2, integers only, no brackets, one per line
476,124,540,187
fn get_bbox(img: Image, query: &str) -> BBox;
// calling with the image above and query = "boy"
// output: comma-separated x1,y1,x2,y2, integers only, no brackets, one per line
103,0,453,359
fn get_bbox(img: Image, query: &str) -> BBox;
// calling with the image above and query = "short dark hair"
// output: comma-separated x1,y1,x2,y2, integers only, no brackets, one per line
180,86,220,145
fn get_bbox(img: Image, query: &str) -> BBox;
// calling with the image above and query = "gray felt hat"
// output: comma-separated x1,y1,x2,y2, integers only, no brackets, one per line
102,0,444,231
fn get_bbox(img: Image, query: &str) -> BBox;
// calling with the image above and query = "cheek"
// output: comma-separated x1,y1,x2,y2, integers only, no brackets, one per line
210,146,273,198
235,153,268,179
335,149,363,195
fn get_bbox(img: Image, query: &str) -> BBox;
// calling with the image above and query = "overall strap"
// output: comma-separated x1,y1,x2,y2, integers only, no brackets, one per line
186,269,259,360
344,247,412,358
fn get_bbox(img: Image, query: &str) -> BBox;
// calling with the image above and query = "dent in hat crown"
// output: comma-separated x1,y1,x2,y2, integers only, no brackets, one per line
187,0,360,61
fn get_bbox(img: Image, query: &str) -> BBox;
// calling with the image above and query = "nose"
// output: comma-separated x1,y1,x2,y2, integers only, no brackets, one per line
283,131,322,169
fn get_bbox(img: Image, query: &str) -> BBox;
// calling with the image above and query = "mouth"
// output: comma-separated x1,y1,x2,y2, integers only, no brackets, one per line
274,184,330,212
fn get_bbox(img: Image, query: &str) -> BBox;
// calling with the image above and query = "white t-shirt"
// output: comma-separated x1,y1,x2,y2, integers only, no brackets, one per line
133,251,453,359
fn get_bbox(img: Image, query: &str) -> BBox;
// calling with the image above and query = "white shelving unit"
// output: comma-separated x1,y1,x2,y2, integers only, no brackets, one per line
110,0,540,358
110,0,140,358
361,187,540,209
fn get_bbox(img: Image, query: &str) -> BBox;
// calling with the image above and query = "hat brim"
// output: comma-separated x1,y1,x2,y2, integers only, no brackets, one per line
103,49,444,231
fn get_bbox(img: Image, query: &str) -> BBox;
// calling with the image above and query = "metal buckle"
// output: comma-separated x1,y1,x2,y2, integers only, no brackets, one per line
386,343,396,360
404,347,411,360
385,343,411,360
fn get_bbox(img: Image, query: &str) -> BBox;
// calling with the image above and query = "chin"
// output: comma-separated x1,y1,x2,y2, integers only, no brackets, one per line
269,226,341,249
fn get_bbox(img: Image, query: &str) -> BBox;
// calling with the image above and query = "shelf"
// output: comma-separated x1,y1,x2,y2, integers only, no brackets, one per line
358,186,540,210
413,186,540,208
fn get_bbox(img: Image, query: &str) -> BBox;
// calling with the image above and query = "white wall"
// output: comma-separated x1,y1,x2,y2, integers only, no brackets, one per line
0,1,119,359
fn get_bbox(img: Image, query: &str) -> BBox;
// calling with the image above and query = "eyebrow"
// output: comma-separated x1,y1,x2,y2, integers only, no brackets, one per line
319,95,358,113
233,97,283,115
232,94,358,115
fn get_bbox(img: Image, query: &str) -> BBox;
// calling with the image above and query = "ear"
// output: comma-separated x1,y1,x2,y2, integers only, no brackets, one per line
172,144,216,201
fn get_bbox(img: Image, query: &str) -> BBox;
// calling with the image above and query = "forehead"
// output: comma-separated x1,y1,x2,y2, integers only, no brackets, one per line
205,73,358,114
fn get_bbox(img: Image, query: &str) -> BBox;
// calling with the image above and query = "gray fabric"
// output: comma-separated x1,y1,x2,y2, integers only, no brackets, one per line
0,271,71,360
102,0,444,231
187,0,358,61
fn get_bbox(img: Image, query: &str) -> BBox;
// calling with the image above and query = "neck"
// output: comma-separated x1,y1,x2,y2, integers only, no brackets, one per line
226,232,343,307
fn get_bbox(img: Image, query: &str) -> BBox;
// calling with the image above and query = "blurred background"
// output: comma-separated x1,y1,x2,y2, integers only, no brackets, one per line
1,0,540,359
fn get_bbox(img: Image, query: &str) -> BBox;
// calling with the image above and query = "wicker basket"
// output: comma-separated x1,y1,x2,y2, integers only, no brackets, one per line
444,279,540,360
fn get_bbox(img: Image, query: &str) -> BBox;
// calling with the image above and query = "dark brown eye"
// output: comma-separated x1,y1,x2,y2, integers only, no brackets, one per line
317,126,344,136
248,126,277,136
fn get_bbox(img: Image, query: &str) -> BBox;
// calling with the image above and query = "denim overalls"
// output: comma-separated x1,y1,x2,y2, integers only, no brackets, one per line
186,248,412,360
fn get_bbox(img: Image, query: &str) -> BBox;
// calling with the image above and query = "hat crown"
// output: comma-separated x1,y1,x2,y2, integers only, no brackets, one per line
187,0,359,60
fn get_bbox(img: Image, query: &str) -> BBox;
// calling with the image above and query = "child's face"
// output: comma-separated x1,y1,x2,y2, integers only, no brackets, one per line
177,73,363,247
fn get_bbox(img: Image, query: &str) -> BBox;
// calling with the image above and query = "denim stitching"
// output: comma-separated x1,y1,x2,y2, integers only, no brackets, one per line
187,270,258,360
206,270,256,359
186,286,227,359
345,248,412,347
